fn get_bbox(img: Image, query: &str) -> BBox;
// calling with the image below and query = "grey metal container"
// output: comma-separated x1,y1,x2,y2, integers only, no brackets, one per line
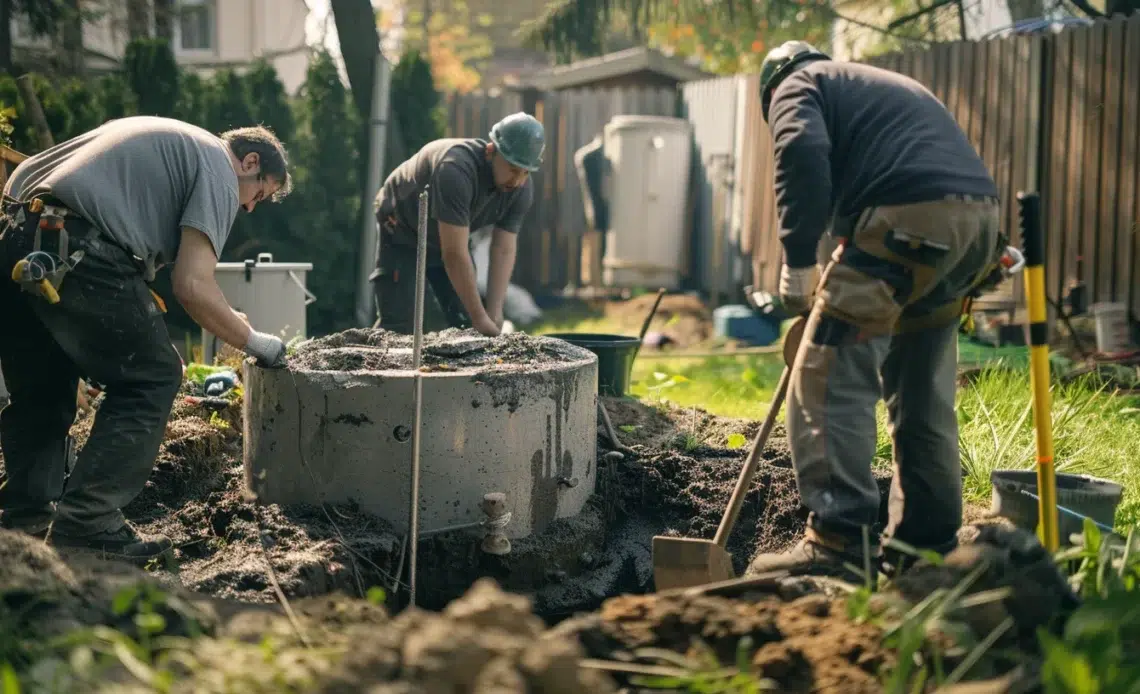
990,469,1124,541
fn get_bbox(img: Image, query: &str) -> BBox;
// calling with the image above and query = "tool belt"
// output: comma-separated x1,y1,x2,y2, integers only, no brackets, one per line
0,194,104,304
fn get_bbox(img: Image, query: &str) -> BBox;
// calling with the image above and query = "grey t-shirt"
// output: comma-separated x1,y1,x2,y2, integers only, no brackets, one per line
4,115,239,277
373,138,533,268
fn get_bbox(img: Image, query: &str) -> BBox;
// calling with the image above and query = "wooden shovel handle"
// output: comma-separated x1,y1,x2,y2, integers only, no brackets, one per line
710,314,806,549
711,364,791,548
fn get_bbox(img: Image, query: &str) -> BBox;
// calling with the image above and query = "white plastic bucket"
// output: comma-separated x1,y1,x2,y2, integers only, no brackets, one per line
1091,302,1131,354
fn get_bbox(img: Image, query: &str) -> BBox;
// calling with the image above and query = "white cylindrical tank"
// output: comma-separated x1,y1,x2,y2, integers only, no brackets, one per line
203,253,315,363
602,115,693,290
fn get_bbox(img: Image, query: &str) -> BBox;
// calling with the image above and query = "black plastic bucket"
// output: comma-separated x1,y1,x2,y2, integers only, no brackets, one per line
990,470,1124,541
545,333,642,397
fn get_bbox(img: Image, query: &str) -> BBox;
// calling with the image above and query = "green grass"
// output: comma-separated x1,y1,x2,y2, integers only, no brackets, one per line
531,308,1140,530
631,354,786,420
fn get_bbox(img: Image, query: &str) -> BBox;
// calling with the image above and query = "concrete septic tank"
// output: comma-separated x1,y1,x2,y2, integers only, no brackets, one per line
243,328,599,540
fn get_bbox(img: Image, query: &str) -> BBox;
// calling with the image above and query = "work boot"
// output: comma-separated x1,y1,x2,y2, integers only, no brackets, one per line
745,528,874,583
50,522,172,564
0,511,53,540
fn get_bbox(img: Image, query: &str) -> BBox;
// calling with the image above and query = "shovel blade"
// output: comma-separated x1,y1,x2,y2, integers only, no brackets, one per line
651,535,736,591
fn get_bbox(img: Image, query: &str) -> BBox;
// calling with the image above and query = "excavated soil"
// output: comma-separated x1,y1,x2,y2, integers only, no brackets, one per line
289,328,590,373
0,364,888,611
0,332,1082,692
603,293,714,349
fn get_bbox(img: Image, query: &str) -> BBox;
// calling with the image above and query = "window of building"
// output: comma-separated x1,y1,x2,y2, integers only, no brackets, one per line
177,0,215,52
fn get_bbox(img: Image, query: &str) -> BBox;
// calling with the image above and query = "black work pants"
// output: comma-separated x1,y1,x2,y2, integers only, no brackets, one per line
0,224,183,535
372,241,472,334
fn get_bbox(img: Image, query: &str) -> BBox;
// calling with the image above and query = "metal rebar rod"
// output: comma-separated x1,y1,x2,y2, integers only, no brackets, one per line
408,185,429,606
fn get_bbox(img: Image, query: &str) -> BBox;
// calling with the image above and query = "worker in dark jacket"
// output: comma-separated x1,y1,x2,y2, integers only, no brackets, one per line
371,112,544,337
0,116,291,562
745,42,1010,578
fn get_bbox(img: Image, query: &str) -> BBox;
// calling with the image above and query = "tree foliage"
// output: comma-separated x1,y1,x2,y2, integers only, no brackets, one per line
11,0,65,37
290,50,362,334
383,0,494,93
518,0,818,65
123,38,180,117
638,0,835,74
389,49,446,158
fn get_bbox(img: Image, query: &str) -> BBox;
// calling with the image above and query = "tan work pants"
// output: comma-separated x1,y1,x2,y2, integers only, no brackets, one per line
787,196,1003,553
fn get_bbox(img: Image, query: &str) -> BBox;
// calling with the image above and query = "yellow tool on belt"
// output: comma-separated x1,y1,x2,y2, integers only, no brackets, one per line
959,240,1026,335
6,196,84,304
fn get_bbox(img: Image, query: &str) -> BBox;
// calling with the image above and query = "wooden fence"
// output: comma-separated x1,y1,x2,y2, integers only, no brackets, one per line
447,15,1140,319
445,87,679,292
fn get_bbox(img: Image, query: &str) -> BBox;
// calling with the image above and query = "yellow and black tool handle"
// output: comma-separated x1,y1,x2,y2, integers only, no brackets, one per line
1017,190,1060,552
10,257,60,304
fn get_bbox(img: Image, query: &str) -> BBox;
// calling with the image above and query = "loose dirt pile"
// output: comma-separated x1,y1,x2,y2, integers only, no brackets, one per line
0,339,1083,692
601,396,893,572
0,523,1077,693
604,293,714,349
1,366,890,611
289,328,590,373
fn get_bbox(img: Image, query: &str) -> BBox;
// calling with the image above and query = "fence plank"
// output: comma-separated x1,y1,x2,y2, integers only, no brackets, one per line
1124,16,1140,318
1063,29,1088,300
1080,23,1106,302
1098,17,1126,304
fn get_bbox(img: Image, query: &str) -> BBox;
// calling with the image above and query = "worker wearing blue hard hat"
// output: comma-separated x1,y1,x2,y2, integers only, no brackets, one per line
370,111,545,337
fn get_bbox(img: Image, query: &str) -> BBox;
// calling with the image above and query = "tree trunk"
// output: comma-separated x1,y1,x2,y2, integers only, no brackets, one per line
154,0,173,41
127,0,151,38
59,0,84,76
0,0,12,74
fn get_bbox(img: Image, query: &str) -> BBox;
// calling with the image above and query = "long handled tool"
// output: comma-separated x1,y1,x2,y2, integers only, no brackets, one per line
598,287,667,451
651,315,808,591
1018,191,1060,552
407,185,430,606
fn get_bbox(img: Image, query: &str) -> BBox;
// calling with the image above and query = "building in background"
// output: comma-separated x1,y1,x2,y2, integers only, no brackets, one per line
11,0,311,94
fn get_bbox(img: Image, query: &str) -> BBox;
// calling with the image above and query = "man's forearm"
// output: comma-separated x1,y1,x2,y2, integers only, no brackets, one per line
441,249,491,323
484,243,516,317
176,276,252,348
773,143,833,268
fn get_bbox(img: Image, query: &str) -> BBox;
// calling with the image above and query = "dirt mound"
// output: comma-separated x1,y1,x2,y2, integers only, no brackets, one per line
289,328,590,372
0,534,618,693
314,579,618,694
603,294,713,349
602,399,892,572
0,375,1082,693
893,525,1080,650
560,591,893,693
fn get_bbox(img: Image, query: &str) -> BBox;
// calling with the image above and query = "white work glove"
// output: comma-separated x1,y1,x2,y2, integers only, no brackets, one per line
244,330,288,369
778,264,821,316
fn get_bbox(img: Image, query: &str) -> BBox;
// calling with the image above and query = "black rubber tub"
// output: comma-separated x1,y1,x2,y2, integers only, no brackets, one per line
544,333,642,397
990,469,1124,542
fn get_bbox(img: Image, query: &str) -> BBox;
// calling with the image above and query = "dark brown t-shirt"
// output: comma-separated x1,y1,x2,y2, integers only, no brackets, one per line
769,61,998,268
372,138,533,269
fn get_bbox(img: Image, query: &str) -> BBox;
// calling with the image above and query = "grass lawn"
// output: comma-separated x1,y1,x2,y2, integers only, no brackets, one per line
530,307,1140,530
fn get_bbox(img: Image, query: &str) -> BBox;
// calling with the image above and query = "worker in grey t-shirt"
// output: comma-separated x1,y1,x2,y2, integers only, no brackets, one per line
0,116,293,562
370,112,545,337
